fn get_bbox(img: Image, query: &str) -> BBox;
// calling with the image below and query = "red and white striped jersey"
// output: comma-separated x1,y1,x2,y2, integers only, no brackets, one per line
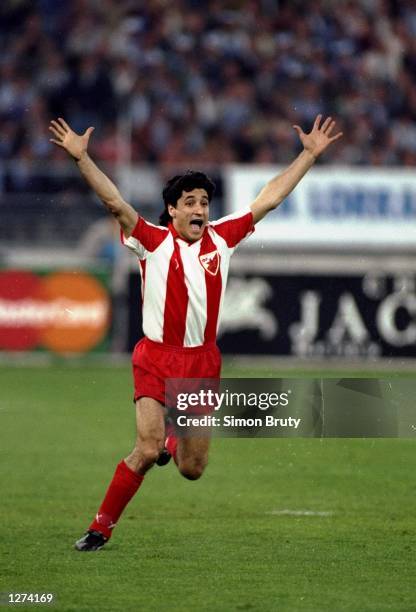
122,208,254,347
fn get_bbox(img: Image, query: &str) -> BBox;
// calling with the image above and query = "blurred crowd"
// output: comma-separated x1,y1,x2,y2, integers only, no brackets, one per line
1,0,416,169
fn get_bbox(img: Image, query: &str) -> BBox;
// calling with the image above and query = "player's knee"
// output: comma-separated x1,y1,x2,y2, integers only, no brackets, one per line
127,441,163,472
142,449,160,467
179,459,206,481
139,443,163,468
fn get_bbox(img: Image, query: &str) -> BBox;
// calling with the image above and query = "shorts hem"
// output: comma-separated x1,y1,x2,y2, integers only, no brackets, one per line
133,391,165,405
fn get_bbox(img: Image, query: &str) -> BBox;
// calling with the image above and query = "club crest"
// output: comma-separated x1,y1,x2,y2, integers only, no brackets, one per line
199,250,220,276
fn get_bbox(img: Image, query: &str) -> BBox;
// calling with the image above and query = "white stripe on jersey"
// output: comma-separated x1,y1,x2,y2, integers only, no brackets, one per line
141,234,174,342
123,234,146,259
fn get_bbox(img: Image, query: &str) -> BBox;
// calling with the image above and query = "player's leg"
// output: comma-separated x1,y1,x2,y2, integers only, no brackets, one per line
158,343,221,471
156,415,177,466
125,397,166,473
75,397,165,551
176,431,211,480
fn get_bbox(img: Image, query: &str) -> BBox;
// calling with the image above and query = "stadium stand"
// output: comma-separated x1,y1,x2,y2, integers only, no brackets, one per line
1,0,416,168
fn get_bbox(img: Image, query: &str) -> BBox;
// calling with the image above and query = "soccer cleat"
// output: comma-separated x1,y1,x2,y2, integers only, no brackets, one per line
74,530,108,552
156,447,172,466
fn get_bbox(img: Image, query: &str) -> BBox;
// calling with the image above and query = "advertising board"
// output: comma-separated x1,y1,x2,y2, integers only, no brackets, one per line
225,166,416,249
0,269,111,354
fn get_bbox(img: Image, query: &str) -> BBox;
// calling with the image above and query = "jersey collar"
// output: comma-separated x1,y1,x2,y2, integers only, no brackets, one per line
168,222,206,245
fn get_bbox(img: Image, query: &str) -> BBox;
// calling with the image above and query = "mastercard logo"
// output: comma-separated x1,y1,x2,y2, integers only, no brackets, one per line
0,270,110,353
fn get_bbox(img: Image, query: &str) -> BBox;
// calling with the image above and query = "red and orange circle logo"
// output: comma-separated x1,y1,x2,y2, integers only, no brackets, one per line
0,270,110,353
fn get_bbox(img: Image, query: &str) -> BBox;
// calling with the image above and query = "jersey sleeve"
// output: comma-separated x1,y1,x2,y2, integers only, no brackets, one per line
121,216,169,259
210,207,255,250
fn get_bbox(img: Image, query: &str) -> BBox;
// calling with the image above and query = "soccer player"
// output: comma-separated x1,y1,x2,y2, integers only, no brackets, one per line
49,114,342,551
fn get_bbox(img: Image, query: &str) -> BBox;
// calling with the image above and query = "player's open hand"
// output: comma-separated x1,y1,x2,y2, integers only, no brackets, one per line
293,115,343,159
49,118,94,161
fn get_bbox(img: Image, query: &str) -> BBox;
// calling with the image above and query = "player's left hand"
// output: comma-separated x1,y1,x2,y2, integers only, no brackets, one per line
49,117,94,161
293,115,343,158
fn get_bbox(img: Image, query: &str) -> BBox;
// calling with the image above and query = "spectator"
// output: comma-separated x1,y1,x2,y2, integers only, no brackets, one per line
1,0,416,166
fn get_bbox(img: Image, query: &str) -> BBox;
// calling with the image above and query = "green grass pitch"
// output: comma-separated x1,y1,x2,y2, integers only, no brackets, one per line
1,363,415,612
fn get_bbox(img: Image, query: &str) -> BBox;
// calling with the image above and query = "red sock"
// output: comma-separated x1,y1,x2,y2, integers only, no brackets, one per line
166,435,178,463
89,460,144,538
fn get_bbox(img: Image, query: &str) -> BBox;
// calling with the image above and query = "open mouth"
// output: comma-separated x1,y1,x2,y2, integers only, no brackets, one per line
190,219,203,230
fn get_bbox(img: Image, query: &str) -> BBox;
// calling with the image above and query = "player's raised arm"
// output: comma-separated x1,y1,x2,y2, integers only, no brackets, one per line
49,118,138,236
250,115,343,224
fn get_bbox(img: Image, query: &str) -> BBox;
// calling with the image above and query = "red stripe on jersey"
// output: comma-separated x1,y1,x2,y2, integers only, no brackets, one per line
163,240,188,345
210,210,254,248
200,231,222,343
131,216,168,252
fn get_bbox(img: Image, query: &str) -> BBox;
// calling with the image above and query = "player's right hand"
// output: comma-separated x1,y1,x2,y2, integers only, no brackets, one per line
49,118,94,161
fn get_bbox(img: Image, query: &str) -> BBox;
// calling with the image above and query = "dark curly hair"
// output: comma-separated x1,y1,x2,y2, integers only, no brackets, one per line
159,170,216,226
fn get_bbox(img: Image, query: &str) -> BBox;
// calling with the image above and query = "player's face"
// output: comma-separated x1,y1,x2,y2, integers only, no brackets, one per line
169,188,210,242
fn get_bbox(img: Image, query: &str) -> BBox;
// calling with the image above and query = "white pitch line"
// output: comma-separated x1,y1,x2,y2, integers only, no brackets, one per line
266,509,334,517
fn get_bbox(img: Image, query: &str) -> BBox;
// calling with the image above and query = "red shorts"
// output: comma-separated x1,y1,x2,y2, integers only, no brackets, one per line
132,337,222,408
